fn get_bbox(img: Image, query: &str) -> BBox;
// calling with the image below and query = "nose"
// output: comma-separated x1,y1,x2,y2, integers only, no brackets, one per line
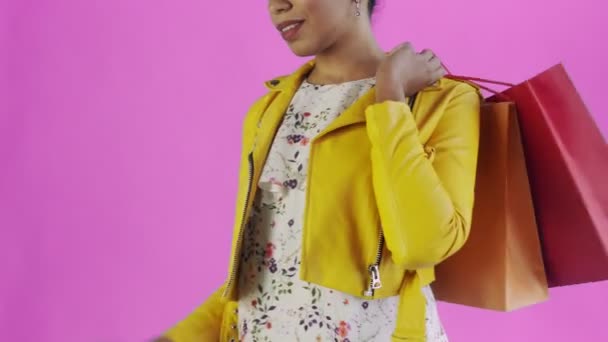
268,0,292,15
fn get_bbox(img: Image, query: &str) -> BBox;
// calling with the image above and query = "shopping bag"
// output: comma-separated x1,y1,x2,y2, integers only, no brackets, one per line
492,64,608,287
431,101,549,311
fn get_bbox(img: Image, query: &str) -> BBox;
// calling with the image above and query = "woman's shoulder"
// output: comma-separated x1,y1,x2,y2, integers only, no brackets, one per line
435,77,480,97
418,77,482,110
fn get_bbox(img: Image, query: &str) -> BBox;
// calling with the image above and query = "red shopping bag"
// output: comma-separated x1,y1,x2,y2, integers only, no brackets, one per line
450,64,608,287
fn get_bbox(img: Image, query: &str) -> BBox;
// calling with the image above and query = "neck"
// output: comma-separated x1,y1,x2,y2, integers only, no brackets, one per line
307,25,385,85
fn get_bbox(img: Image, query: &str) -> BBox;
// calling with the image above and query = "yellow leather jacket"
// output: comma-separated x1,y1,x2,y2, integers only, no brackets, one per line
165,61,481,341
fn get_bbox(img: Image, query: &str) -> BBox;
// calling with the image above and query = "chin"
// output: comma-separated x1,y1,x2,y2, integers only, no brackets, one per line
286,40,319,57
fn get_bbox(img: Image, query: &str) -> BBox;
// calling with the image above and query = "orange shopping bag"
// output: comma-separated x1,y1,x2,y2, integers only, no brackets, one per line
432,99,549,311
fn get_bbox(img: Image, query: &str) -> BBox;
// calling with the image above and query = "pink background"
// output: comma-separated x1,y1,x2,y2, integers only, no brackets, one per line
1,0,607,341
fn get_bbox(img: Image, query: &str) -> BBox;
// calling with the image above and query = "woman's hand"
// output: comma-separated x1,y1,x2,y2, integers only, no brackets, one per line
375,42,446,103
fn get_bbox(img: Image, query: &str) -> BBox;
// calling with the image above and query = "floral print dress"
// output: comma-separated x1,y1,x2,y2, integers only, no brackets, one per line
237,78,448,342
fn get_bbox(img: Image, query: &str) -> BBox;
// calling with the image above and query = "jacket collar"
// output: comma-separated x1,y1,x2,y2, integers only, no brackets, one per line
263,59,445,93
259,59,445,143
264,60,315,92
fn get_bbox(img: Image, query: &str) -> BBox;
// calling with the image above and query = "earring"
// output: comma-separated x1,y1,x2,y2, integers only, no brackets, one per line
355,0,361,16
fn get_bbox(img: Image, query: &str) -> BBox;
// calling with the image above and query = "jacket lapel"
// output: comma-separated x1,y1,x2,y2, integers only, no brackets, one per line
251,60,447,161
250,62,314,180
315,87,376,140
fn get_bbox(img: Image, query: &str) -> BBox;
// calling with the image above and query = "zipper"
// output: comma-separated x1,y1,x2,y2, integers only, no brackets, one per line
223,152,255,297
223,92,281,297
363,94,416,297
364,231,384,297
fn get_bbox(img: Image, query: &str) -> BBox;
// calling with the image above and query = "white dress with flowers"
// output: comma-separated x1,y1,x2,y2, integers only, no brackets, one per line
237,78,448,342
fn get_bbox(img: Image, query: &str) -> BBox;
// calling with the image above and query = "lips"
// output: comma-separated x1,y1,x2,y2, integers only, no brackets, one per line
276,19,304,32
276,20,304,42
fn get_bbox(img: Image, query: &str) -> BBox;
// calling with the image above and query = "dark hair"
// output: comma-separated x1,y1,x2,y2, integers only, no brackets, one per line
368,0,377,16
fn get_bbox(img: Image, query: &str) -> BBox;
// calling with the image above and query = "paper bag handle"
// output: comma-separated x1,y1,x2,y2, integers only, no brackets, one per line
441,63,515,101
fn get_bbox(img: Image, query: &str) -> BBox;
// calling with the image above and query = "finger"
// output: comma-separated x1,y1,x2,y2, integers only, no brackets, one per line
424,65,446,85
431,67,447,81
389,43,406,54
390,42,414,54
419,49,433,60
427,56,442,70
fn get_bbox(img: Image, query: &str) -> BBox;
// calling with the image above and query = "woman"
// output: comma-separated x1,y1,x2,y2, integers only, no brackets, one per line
159,0,480,341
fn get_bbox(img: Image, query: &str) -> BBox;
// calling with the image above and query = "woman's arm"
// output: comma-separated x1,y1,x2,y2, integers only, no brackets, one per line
152,337,172,342
365,82,481,270
160,284,228,342
155,93,275,341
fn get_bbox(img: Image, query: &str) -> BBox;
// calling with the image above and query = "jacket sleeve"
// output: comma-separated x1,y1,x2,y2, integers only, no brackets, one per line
162,284,227,342
365,83,481,270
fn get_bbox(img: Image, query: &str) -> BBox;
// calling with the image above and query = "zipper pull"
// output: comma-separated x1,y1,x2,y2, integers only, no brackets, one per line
363,264,382,297
369,264,382,289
